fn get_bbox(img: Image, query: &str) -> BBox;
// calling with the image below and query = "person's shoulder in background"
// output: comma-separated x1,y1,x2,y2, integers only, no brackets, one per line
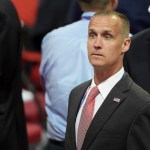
116,0,150,34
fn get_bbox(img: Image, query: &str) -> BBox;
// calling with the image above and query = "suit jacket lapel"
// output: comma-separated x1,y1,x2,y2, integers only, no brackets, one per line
82,73,133,150
69,80,92,149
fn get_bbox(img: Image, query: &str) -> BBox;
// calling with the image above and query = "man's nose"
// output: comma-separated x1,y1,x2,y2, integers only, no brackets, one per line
93,36,102,49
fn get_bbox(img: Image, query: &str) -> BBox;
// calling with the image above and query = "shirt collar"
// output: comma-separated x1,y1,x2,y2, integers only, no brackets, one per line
91,67,124,99
81,12,96,20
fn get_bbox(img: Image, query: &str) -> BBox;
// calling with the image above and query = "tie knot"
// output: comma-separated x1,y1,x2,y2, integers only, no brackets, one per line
88,86,99,99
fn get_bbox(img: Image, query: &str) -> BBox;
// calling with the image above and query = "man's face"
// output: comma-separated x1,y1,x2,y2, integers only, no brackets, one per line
88,15,130,72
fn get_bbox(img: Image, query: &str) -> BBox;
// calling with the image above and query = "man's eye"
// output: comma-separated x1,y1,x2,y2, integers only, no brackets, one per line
104,34,112,40
89,33,96,38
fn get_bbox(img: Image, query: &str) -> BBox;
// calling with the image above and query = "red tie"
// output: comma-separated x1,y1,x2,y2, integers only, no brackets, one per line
77,86,99,150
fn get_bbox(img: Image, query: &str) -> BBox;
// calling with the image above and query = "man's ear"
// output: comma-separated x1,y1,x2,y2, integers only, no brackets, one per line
122,37,131,53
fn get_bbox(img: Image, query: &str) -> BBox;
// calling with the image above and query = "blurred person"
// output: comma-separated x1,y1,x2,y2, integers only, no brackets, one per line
0,0,28,150
116,0,150,34
124,28,150,93
40,0,118,150
28,0,72,51
65,10,150,150
67,0,82,23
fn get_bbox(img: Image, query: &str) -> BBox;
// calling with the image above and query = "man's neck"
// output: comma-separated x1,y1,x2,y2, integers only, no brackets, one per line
93,66,123,85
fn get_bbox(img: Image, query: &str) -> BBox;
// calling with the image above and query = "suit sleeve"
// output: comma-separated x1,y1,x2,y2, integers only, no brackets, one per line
0,11,21,144
127,102,150,150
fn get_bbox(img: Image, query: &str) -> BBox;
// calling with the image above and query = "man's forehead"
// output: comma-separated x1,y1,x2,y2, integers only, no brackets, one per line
89,28,114,33
90,14,120,23
89,16,122,35
89,15,121,28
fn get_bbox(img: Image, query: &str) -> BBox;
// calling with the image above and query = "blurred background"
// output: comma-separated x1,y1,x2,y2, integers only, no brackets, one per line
9,0,150,149
11,0,80,149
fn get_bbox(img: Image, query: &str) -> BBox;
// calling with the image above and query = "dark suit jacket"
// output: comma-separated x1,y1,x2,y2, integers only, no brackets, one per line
124,28,150,93
65,73,150,150
0,1,28,150
116,0,150,34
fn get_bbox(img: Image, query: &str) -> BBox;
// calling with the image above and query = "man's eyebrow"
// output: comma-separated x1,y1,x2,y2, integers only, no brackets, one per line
88,29,96,32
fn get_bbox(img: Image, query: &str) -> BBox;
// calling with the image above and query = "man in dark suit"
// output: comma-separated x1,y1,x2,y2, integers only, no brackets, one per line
0,0,28,150
124,28,150,93
65,10,150,150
